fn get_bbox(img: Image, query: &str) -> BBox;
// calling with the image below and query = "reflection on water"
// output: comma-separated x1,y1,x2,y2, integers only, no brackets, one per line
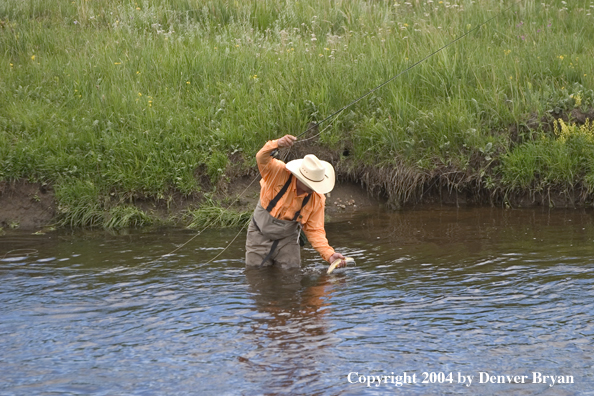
1,206,594,395
241,268,345,394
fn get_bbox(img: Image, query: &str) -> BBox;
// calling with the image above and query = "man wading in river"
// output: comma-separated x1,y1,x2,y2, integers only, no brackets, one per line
246,134,346,269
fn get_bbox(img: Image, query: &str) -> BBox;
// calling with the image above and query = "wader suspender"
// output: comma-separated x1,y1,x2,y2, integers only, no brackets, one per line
253,174,311,266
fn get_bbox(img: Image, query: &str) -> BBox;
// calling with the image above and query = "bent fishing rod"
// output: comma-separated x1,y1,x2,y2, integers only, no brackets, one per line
270,0,518,158
158,1,520,262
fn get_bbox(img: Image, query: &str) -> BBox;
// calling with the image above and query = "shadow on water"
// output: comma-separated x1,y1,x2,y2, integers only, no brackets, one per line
1,206,594,395
239,267,347,394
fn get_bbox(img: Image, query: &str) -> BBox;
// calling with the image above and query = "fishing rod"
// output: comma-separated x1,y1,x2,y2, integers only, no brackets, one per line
158,1,519,262
158,119,338,264
271,0,518,159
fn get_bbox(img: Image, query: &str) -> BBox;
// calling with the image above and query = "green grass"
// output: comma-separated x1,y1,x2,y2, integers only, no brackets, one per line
501,115,594,193
1,0,593,227
185,198,251,229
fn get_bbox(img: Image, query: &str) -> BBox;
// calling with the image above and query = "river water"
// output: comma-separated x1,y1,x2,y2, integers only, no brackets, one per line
1,206,593,395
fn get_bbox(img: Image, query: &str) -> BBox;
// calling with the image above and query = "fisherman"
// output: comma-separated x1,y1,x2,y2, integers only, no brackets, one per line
245,134,346,270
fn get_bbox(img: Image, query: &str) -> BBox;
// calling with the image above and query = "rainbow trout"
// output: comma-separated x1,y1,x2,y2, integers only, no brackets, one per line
327,257,355,274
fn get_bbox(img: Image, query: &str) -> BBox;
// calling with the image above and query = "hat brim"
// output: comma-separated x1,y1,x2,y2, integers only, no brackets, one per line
286,159,335,194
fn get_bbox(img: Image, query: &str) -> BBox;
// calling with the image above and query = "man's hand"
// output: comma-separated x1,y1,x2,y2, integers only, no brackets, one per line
277,134,297,148
328,252,346,268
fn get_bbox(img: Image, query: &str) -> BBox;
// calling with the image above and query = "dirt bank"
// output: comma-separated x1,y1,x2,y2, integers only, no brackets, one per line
0,180,56,231
3,169,592,232
4,108,594,231
0,177,386,231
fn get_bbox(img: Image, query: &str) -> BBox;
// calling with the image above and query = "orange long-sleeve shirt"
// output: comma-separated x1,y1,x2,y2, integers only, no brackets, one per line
256,139,335,262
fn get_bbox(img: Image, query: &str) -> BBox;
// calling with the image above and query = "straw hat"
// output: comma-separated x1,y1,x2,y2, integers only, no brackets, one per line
286,154,335,194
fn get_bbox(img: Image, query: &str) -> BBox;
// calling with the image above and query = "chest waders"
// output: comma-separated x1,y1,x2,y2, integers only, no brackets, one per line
251,174,311,267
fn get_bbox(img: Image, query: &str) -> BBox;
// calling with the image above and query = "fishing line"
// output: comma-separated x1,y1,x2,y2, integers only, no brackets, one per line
1,248,39,260
160,113,336,263
294,0,519,139
157,1,518,263
157,173,262,261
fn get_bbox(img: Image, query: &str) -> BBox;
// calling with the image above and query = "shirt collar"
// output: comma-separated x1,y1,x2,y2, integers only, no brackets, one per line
291,178,311,198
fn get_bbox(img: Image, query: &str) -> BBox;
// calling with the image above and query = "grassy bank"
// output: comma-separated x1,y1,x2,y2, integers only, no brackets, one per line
1,0,593,228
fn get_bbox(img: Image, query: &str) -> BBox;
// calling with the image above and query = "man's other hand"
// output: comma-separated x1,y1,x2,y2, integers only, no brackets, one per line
277,135,297,148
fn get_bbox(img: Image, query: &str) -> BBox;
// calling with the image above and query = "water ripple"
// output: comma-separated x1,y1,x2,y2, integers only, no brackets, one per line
2,209,594,394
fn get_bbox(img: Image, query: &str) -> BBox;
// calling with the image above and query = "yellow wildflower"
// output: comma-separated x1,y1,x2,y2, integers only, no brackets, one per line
31,55,35,61
114,62,121,65
554,119,594,143
187,81,190,84
138,92,142,96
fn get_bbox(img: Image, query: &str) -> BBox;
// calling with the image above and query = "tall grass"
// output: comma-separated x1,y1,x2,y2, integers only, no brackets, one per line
185,197,251,229
1,0,593,226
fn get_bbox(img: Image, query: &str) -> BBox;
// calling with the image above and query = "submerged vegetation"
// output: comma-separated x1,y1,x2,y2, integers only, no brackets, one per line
1,0,593,227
